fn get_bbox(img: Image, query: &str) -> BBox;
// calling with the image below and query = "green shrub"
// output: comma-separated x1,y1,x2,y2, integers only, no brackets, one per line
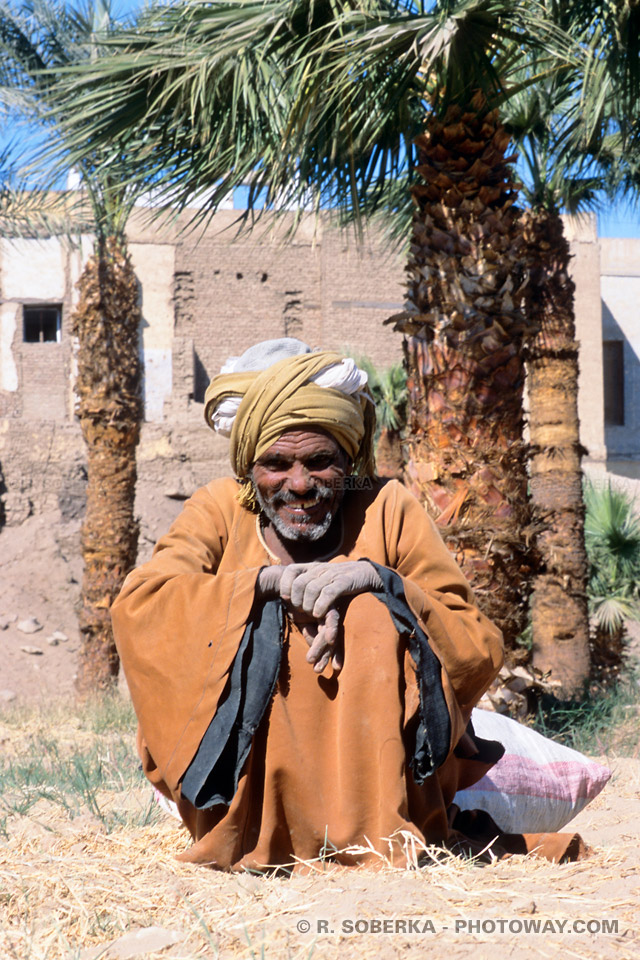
584,480,640,634
352,355,408,438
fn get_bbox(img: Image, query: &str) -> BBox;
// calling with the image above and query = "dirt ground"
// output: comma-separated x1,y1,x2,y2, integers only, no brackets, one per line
1,507,639,959
1,742,638,960
0,497,182,704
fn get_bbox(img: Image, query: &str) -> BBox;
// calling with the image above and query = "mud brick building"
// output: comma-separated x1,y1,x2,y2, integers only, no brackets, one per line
0,206,637,532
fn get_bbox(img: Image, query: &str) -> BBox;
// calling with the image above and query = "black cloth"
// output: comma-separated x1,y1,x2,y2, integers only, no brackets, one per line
181,563,451,809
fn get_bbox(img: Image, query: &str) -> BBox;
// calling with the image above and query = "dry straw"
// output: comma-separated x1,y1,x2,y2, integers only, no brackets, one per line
1,700,638,960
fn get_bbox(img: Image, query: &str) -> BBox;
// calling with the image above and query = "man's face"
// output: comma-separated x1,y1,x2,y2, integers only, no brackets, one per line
250,429,350,542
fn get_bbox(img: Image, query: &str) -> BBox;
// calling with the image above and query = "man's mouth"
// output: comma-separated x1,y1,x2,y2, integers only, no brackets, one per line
251,477,339,542
281,499,326,519
269,487,334,521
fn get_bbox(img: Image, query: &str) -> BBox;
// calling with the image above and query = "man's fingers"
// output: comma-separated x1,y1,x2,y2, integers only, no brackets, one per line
293,570,353,614
306,630,330,663
322,607,340,644
279,563,317,600
301,624,318,649
303,608,341,672
310,577,353,618
288,566,340,609
280,560,382,609
313,650,332,673
307,636,332,673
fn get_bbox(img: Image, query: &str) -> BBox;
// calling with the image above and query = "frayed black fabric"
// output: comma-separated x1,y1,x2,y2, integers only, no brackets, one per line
367,563,451,782
181,599,283,809
182,561,451,809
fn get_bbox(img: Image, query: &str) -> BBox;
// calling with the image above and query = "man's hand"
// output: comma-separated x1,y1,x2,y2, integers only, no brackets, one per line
279,560,383,619
256,561,383,673
301,608,341,673
255,564,285,599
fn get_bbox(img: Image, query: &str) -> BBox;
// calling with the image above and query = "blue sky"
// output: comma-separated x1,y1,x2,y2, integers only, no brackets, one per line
598,202,639,238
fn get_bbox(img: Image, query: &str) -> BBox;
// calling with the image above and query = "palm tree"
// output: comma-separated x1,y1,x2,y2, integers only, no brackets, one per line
492,0,640,696
392,89,535,649
0,0,147,693
500,61,596,696
50,0,583,650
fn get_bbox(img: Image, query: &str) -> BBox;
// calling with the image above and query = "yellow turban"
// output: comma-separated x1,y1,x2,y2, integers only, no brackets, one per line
204,351,376,507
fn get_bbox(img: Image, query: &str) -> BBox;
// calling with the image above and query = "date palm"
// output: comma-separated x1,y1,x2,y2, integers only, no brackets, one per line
0,0,148,692
51,0,582,649
501,65,597,696
494,0,640,696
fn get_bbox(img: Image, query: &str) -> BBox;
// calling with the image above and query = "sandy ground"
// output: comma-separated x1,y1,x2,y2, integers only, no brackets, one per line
0,499,182,703
1,508,639,959
0,751,638,960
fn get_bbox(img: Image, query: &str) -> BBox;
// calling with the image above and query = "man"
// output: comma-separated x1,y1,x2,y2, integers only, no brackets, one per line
111,339,572,870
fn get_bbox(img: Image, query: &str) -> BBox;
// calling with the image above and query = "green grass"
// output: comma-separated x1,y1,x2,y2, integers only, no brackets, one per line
0,693,156,837
532,669,640,756
80,690,138,734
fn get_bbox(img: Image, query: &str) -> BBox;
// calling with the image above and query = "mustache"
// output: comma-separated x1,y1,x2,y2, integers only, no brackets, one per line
267,485,334,508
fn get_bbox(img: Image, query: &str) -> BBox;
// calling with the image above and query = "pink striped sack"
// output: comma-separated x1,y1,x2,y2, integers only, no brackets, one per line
454,709,611,834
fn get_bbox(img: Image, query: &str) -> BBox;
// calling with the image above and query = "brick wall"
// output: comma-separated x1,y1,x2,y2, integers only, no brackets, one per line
1,209,615,527
170,216,406,382
0,212,409,523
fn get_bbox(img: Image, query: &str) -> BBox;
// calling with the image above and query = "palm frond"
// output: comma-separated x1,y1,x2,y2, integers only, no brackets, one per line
0,185,90,236
590,593,640,635
584,480,640,635
36,0,584,237
355,355,407,432
0,0,153,240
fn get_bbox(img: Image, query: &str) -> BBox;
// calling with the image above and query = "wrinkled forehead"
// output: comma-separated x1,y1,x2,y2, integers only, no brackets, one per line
254,428,346,463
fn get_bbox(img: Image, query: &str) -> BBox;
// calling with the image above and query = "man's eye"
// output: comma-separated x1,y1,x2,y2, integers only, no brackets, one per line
307,457,334,470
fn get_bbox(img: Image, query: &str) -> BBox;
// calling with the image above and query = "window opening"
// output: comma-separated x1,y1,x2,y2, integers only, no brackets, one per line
23,304,62,343
603,340,624,426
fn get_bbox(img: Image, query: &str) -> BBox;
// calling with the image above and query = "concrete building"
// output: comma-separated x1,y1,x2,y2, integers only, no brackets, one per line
0,207,636,531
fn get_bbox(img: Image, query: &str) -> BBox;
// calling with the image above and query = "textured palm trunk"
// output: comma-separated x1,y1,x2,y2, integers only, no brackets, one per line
375,426,404,480
524,209,590,698
72,236,142,693
392,97,535,650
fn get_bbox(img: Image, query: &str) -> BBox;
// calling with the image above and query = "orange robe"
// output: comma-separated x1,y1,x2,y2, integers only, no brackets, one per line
112,477,506,870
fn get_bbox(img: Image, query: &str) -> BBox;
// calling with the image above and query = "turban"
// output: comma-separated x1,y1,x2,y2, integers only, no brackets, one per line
204,340,376,508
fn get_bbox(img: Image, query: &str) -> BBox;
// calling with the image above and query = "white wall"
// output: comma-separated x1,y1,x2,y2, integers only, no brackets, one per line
130,243,176,422
600,239,640,461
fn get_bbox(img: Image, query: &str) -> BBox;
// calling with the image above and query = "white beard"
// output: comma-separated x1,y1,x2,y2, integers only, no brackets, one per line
251,479,340,542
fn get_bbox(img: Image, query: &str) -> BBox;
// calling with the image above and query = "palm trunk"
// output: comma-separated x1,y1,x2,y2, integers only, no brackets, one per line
71,236,142,693
524,209,590,698
393,96,535,650
375,426,404,480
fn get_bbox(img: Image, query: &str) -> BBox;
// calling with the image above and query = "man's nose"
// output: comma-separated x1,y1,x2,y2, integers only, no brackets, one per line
285,462,314,495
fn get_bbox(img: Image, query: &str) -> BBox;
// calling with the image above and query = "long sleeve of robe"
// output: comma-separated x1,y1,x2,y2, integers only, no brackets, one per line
111,477,506,870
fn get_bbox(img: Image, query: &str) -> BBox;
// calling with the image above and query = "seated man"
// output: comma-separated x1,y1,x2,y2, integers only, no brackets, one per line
111,339,509,871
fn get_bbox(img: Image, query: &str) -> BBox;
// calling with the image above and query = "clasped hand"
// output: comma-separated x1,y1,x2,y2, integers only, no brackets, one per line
256,561,383,673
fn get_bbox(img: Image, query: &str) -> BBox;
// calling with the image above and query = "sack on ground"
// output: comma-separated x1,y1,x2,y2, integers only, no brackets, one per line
454,709,611,834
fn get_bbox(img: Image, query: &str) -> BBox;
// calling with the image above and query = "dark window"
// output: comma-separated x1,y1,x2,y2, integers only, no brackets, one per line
193,349,210,403
603,340,624,426
23,304,62,343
